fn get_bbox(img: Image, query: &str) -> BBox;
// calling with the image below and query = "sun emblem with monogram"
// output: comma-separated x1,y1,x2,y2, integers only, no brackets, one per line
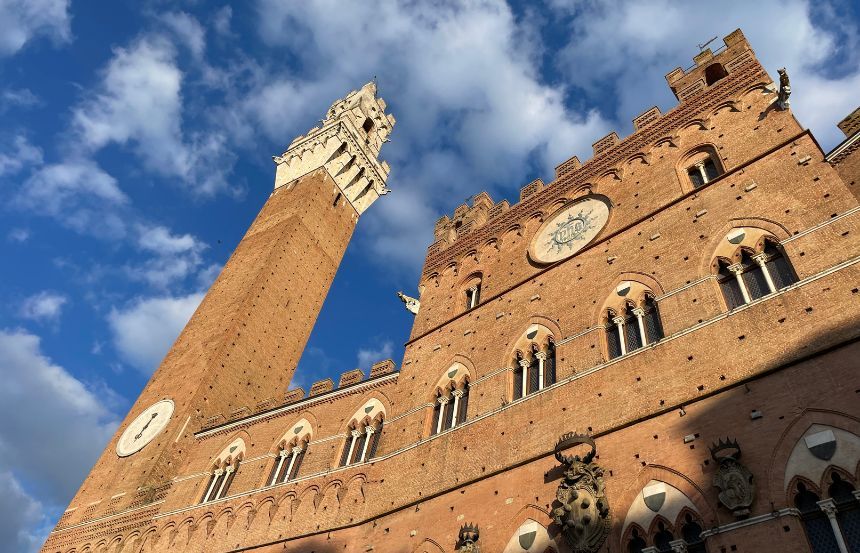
530,197,610,264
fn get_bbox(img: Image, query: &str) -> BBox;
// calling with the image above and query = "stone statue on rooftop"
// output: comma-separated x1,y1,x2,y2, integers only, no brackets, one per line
776,67,791,110
397,291,420,315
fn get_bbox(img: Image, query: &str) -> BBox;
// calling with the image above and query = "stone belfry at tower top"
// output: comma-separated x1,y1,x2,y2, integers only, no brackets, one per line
274,81,396,215
52,82,396,519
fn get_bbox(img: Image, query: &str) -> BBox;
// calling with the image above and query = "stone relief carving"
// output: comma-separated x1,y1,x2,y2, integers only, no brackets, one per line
551,433,611,553
397,291,420,315
710,438,755,517
457,523,480,553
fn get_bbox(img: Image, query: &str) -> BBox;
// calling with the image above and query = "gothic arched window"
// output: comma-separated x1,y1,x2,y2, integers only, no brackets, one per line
200,439,244,503
605,289,664,360
268,441,306,485
795,482,842,553
681,513,706,552
339,417,383,467
653,521,674,552
627,529,646,553
715,237,797,310
763,240,797,290
829,473,860,552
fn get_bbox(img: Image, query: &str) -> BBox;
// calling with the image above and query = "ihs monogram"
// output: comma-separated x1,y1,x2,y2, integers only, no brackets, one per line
547,209,595,253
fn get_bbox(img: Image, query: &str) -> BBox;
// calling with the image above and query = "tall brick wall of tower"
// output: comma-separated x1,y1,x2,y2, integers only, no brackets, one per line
43,30,860,553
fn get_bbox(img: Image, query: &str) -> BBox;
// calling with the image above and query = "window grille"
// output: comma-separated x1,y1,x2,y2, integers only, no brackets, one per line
513,364,523,399
431,397,441,435
830,474,860,552
796,484,842,553
351,432,367,464
718,261,745,309
740,251,768,301
457,386,469,424
527,356,540,394
624,308,643,352
643,296,664,344
367,422,382,459
607,315,623,359
287,448,304,481
339,435,352,467
443,399,455,429
764,242,796,290
545,343,556,386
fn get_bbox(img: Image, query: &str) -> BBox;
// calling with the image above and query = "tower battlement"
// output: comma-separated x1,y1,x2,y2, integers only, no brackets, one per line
273,82,396,215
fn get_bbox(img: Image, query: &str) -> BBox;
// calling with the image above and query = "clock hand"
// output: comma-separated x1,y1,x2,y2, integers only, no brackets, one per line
134,413,158,441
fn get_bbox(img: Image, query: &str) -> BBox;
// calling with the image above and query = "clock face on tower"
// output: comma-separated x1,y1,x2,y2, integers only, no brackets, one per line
116,399,174,457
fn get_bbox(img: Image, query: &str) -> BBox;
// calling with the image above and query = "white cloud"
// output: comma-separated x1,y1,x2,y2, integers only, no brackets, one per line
71,35,234,196
7,228,30,243
356,341,394,371
0,134,42,177
0,0,71,57
212,6,232,37
555,0,860,149
0,471,46,553
19,291,68,323
246,0,612,272
160,11,206,59
108,293,204,373
128,224,208,288
17,159,128,239
1,88,39,111
0,329,119,505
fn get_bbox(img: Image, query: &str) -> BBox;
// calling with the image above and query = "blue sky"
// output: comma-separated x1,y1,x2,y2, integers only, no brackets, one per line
1,1,858,551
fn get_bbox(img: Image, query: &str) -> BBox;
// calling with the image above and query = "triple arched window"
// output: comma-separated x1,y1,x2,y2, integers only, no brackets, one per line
513,339,556,400
606,294,664,360
716,238,797,310
268,440,307,486
339,417,383,467
795,475,860,553
200,438,245,503
431,382,470,435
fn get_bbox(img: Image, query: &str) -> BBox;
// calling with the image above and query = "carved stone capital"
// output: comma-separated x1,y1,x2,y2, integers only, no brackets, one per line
350,429,362,438
518,358,531,369
534,351,547,361
727,262,745,275
452,389,464,398
292,446,303,454
364,425,375,435
438,396,450,405
612,316,625,326
278,449,289,458
817,498,839,518
631,307,645,317
669,540,689,553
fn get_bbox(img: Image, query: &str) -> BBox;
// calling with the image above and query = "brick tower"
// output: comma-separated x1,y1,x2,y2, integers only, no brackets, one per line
54,82,395,524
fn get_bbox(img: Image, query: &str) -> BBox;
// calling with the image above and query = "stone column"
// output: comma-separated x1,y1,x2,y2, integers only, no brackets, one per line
728,263,752,304
535,352,547,390
436,397,449,434
753,253,777,293
345,429,360,465
818,499,850,553
215,465,234,500
519,358,530,396
612,316,627,355
695,161,709,184
468,285,479,308
669,539,689,553
359,426,374,463
632,307,648,346
204,468,222,502
270,449,289,485
450,389,464,428
284,446,302,481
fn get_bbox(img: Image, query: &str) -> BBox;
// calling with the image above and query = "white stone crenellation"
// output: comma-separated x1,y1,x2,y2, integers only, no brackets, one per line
273,81,396,216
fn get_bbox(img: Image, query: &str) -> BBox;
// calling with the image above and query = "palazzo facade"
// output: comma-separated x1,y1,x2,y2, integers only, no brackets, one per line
44,29,860,553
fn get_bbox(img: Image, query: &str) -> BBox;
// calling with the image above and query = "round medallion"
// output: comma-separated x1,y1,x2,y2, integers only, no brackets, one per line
116,399,174,457
529,197,610,264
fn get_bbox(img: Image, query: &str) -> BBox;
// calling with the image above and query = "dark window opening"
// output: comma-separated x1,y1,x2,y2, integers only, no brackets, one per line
624,304,643,353
796,482,842,553
545,341,557,387
764,241,797,290
705,63,729,85
718,259,745,309
627,529,646,553
362,117,374,134
607,311,623,359
740,250,769,301
643,295,664,344
654,521,674,552
465,285,481,310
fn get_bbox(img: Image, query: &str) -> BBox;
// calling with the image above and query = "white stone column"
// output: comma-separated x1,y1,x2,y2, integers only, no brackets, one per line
284,446,302,481
215,465,234,500
435,397,449,434
204,468,222,502
753,253,777,293
535,352,547,390
632,307,648,346
695,161,709,184
669,540,689,553
612,316,627,355
345,429,360,465
270,450,288,485
359,425,374,463
818,499,850,553
450,389,463,428
519,358,530,396
728,263,752,304
468,285,479,308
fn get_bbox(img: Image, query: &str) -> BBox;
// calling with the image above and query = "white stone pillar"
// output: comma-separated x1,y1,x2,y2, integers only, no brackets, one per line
669,540,689,553
535,351,547,390
345,429,360,465
435,397,449,434
468,285,479,308
204,468,222,502
728,263,752,304
215,465,234,500
753,252,777,293
284,446,302,481
696,161,709,184
519,358,530,396
359,425,374,463
450,389,463,428
270,449,288,485
632,307,648,346
612,316,627,355
818,499,850,553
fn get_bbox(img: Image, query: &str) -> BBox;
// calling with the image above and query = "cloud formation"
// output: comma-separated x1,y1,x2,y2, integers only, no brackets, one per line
108,292,204,373
19,291,68,323
0,0,71,57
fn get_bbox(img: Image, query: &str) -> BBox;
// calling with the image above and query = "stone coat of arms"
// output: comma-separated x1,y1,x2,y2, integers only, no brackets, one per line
551,433,611,553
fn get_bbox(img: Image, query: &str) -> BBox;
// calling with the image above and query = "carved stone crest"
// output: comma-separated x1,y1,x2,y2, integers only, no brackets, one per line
457,523,480,553
551,433,611,553
710,438,755,518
